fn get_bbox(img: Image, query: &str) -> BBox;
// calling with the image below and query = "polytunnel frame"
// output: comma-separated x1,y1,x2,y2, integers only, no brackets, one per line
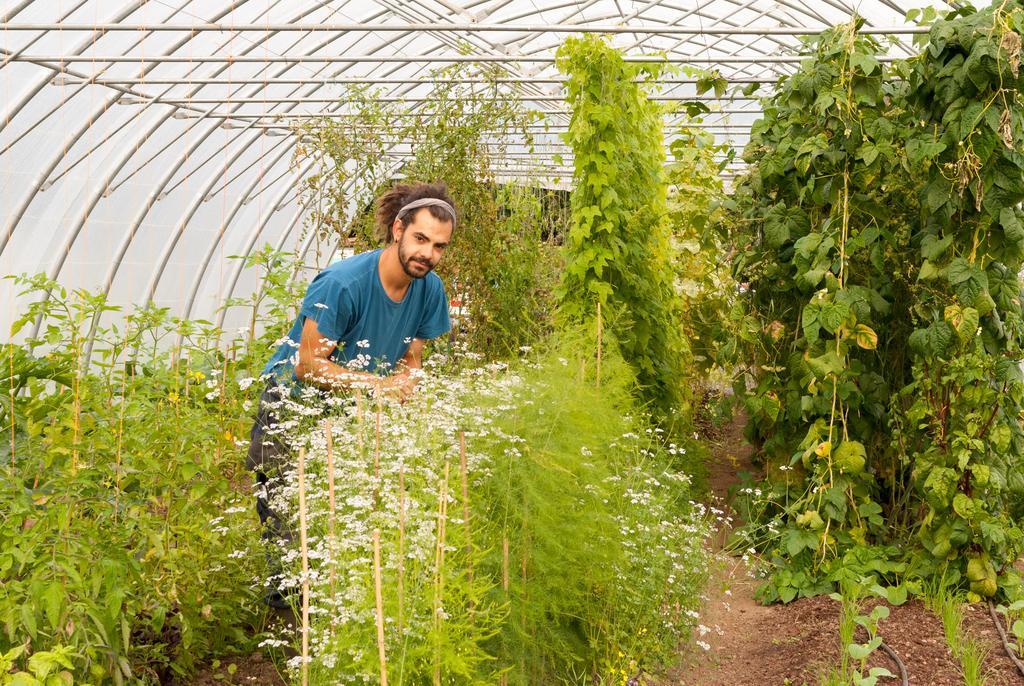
0,0,954,351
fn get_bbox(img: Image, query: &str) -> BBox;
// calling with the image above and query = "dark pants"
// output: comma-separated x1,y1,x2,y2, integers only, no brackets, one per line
246,382,293,597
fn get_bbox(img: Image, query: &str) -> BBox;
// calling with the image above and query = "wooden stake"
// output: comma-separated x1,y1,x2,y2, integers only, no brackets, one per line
459,431,472,581
374,394,383,481
432,462,450,686
297,447,310,686
398,465,406,633
325,420,337,595
372,529,389,686
596,300,602,389
502,536,510,592
356,390,366,456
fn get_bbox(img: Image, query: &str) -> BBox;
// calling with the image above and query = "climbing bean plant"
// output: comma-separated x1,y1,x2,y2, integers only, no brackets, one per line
556,35,692,429
732,2,1024,603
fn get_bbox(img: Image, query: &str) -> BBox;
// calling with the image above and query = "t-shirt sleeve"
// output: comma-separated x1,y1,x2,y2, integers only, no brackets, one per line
416,278,452,340
297,273,354,342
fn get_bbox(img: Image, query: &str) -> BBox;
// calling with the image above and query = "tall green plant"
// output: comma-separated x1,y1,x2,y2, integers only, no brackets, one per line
556,35,691,428
899,0,1024,599
731,3,1024,603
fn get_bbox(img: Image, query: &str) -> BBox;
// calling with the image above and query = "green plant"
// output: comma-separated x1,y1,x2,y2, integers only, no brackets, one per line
0,644,76,686
1,272,281,684
821,581,894,686
259,329,710,684
730,1,1024,602
930,588,991,685
555,35,692,432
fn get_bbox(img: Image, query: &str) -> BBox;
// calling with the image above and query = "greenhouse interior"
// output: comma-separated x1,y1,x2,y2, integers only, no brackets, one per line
6,0,1024,684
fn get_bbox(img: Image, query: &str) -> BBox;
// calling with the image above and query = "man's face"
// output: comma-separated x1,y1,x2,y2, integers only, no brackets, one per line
394,209,453,279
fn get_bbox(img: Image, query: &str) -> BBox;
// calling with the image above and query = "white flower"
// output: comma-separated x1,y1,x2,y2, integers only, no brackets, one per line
313,302,329,309
356,339,370,348
237,377,256,391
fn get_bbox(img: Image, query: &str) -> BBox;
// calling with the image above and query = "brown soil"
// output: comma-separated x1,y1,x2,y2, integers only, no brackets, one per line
665,412,1024,686
181,652,286,686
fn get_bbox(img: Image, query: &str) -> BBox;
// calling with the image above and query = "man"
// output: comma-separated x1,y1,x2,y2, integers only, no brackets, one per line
246,181,456,607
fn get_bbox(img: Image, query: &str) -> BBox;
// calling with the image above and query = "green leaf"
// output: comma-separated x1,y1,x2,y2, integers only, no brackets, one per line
918,260,940,280
834,440,867,474
848,643,875,660
853,323,878,350
851,52,880,75
921,233,955,261
1000,207,1024,246
806,350,845,379
947,257,975,285
42,582,62,630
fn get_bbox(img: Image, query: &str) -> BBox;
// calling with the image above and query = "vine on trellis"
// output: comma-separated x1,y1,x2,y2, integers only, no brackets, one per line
732,2,1024,602
556,35,692,428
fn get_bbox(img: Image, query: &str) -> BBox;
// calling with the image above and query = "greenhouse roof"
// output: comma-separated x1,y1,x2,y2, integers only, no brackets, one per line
1,0,959,332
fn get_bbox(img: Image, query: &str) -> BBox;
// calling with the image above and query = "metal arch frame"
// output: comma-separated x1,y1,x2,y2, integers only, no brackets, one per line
2,0,950,335
14,0,355,212
23,0,339,344
0,0,256,258
212,152,327,332
491,0,809,69
0,22,930,34
37,0,435,347
0,1,148,134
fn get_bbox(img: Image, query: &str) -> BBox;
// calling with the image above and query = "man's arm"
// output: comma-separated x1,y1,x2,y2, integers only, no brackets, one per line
294,319,390,393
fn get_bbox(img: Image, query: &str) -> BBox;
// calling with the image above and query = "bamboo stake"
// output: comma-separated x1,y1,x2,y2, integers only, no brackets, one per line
325,420,337,596
297,447,310,686
372,529,389,686
432,461,450,686
374,393,383,480
596,300,602,389
500,535,509,686
398,465,406,633
459,431,472,582
502,536,510,592
356,390,366,456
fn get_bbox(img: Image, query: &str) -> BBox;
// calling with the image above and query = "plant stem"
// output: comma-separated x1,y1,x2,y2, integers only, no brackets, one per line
373,528,389,686
398,464,406,633
298,446,310,686
325,419,337,597
459,431,473,583
596,300,603,389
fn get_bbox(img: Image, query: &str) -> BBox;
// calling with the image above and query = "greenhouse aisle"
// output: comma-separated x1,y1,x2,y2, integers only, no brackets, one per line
670,415,1024,686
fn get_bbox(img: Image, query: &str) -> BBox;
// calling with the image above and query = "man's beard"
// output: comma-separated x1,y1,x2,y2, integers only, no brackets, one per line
397,238,434,279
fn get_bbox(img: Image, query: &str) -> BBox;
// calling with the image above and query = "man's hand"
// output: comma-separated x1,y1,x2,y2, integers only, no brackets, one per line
381,369,418,403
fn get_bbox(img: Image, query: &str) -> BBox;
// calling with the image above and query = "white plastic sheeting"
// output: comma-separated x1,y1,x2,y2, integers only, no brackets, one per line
0,0,957,336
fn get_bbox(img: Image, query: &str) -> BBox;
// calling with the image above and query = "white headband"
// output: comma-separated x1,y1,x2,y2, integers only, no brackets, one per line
396,197,457,229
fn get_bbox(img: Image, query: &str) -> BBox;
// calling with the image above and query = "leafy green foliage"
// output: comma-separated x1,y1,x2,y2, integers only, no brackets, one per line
1,271,282,684
267,331,709,684
730,3,1024,603
556,35,692,429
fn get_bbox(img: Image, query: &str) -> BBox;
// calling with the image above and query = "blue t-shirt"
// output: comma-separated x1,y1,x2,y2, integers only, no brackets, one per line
262,249,451,382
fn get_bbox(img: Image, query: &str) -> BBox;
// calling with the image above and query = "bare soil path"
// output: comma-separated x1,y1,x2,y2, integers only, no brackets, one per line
665,413,1024,686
